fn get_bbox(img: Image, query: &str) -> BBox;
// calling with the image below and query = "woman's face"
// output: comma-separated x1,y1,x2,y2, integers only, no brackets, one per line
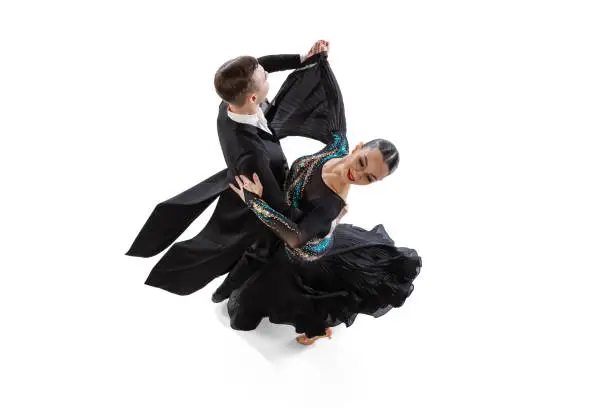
342,145,390,185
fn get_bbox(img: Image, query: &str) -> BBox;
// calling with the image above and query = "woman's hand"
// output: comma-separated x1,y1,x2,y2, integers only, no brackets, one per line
229,174,263,203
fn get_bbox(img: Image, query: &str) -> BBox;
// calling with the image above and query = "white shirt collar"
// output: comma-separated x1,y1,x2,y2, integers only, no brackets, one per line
226,107,259,125
226,106,272,134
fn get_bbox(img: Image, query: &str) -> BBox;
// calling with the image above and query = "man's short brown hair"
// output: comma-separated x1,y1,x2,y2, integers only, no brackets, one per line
214,56,259,106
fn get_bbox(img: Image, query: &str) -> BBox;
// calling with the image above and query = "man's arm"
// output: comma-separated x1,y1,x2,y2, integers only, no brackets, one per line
257,40,329,73
257,54,302,73
234,150,290,215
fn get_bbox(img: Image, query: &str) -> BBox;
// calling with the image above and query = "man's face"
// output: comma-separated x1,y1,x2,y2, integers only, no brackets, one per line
249,64,270,104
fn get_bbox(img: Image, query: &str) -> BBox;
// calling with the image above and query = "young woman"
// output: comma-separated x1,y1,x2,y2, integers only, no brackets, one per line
227,52,422,345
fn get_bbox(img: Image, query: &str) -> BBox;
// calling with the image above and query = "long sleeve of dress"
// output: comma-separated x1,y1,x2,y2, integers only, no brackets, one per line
243,190,331,249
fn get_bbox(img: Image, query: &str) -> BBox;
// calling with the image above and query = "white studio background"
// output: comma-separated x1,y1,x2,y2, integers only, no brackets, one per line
1,1,611,407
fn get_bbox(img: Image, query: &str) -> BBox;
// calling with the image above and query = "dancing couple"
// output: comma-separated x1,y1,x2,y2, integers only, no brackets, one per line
126,40,422,345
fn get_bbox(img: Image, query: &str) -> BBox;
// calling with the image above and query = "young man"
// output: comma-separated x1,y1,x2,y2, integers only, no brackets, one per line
126,41,329,297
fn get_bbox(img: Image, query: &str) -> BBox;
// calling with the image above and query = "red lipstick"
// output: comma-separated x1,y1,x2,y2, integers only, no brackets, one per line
347,169,355,182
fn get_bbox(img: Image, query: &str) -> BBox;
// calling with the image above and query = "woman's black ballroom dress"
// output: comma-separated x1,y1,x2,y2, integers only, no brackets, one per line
226,53,422,338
